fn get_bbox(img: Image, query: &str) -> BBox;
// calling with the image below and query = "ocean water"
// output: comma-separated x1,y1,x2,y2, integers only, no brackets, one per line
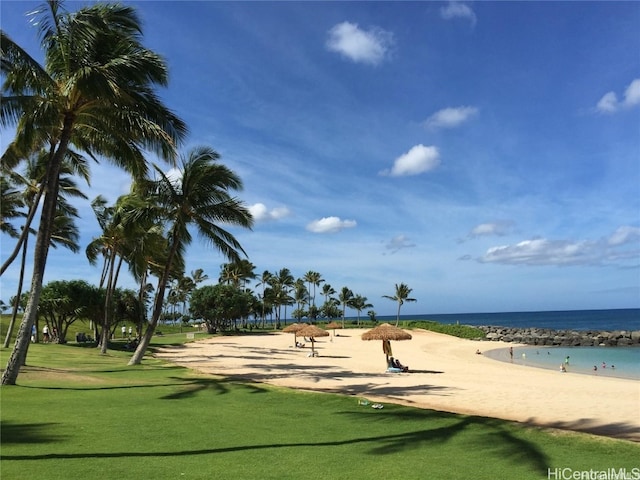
367,308,640,332
484,345,640,380
349,308,640,380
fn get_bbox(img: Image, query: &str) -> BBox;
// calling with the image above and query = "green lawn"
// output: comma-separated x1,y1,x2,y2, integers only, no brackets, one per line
1,335,638,480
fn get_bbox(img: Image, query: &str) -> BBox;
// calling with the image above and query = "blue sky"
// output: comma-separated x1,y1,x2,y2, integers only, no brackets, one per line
1,1,639,316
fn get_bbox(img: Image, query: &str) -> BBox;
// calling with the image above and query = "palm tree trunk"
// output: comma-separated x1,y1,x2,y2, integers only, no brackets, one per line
3,233,29,348
128,239,180,366
395,304,401,327
2,132,68,385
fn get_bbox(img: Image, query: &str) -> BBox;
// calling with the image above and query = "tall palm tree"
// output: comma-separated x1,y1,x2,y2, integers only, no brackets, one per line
382,283,417,326
1,1,186,385
2,152,87,349
338,286,354,328
128,146,253,365
303,271,324,308
256,270,272,328
351,294,373,326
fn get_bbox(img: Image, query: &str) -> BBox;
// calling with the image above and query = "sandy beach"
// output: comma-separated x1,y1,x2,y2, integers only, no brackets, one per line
155,328,640,442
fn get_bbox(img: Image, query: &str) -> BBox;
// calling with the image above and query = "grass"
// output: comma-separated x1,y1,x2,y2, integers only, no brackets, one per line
1,333,638,480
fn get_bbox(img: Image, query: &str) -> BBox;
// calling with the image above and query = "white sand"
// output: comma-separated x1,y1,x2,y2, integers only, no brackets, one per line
155,328,640,441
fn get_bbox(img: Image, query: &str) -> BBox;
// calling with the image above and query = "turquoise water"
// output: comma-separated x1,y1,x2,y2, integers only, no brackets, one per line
484,345,640,380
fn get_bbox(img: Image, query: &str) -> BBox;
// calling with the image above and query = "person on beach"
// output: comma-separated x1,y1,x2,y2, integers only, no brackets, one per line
509,347,513,360
394,358,409,372
560,364,566,372
565,356,570,365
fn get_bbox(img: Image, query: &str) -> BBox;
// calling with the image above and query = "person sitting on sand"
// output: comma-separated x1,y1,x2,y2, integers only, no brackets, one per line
560,364,566,372
475,349,482,355
394,358,409,372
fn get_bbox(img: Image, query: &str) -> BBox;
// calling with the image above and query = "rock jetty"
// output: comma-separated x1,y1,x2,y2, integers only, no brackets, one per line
477,326,640,347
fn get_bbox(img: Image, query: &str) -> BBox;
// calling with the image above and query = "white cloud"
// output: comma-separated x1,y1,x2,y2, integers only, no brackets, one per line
477,226,640,266
326,21,394,66
469,221,514,238
306,216,357,233
596,78,640,113
380,144,440,177
440,2,477,25
623,78,640,107
425,106,478,129
384,235,416,254
608,226,640,246
248,203,291,222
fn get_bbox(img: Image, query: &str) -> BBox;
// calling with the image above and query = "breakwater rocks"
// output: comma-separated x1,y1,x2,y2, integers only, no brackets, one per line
477,326,640,347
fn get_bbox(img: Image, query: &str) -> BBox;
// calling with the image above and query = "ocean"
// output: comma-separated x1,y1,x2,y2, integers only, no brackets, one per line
349,308,640,380
367,308,640,332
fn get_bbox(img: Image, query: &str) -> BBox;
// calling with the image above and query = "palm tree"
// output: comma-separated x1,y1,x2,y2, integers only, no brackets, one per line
2,152,87,349
321,283,336,305
351,294,373,326
1,1,186,385
190,269,209,287
338,286,354,328
382,283,417,326
256,270,272,328
303,271,324,308
268,268,294,329
128,146,253,365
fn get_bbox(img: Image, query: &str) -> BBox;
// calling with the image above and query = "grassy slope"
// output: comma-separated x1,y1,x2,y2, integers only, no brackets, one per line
1,335,638,480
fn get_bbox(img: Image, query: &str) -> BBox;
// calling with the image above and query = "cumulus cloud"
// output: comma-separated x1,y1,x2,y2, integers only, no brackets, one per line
596,78,640,113
425,106,478,129
440,2,477,25
474,226,640,267
306,216,357,234
380,144,440,177
384,235,416,254
248,203,291,222
326,21,394,66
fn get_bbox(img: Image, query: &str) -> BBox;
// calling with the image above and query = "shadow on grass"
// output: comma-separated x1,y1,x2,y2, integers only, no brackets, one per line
1,421,67,445
0,413,550,473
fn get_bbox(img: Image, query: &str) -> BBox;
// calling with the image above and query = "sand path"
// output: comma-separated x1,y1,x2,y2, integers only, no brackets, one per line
154,328,640,441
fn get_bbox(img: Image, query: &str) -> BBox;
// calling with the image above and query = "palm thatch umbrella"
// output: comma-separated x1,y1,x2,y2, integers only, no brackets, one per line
361,323,412,366
283,323,307,346
296,324,329,357
326,321,342,337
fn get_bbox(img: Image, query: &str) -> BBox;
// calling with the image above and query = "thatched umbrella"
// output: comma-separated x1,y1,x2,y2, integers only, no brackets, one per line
296,324,330,357
361,323,412,366
283,323,307,346
326,321,342,338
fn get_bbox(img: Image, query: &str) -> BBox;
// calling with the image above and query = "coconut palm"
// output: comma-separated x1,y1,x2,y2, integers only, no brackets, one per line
1,1,186,385
303,271,324,308
128,146,253,365
351,294,373,326
2,151,87,349
256,270,272,327
382,283,417,326
338,286,354,328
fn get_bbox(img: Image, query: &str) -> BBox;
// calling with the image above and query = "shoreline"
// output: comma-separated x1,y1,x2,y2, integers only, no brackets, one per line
483,345,640,381
155,328,640,442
